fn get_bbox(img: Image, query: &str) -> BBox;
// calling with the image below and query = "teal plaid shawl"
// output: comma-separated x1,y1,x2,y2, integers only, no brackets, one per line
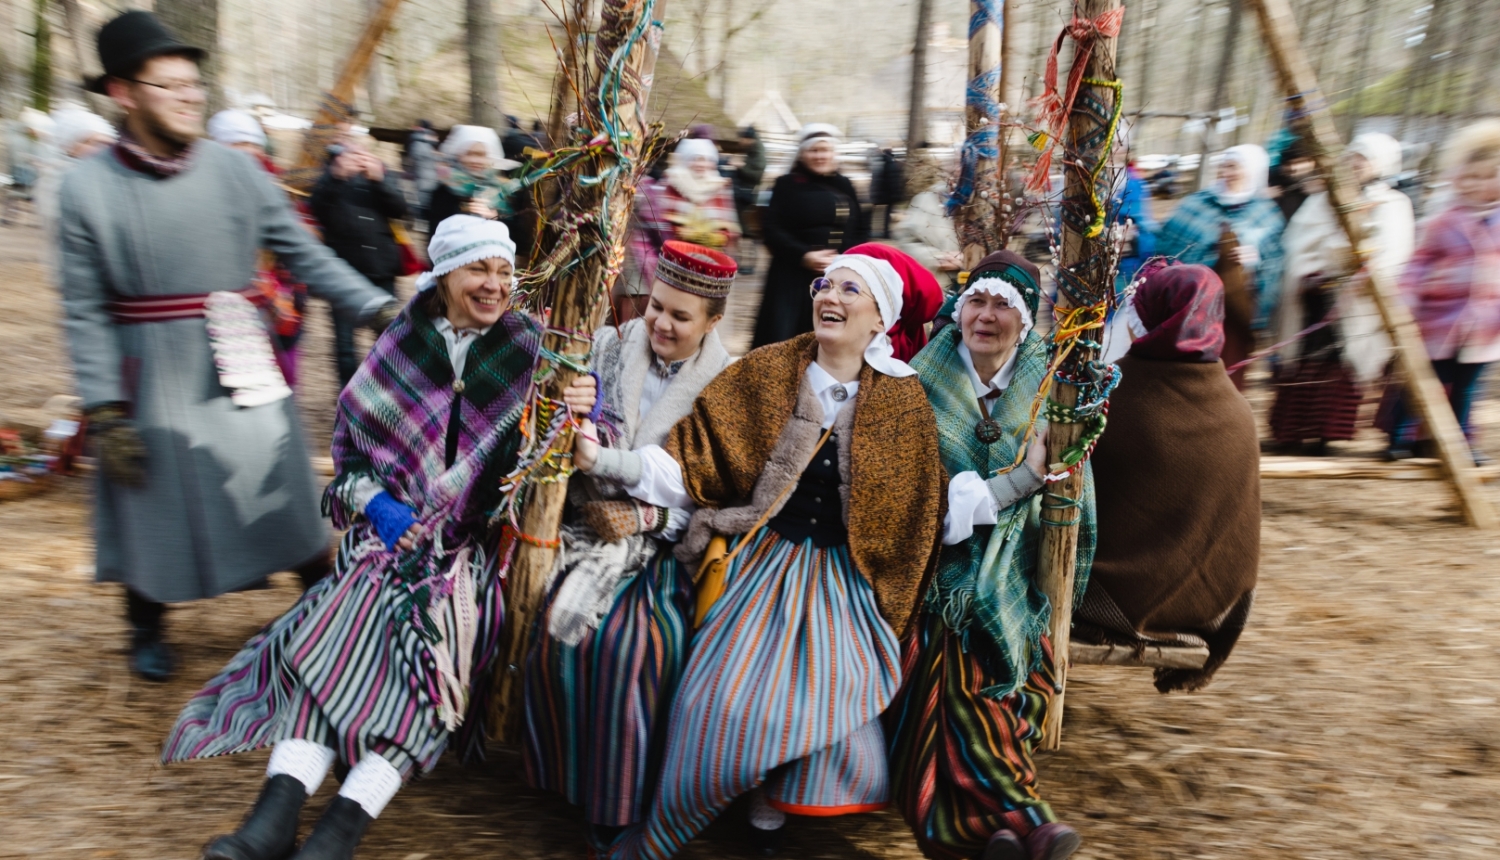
909,325,1096,699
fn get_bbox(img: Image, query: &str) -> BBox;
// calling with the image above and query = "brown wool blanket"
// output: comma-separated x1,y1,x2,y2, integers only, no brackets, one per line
1079,354,1260,692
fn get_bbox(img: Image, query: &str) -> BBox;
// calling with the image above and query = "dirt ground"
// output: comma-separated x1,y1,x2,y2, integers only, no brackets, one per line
4,211,1500,860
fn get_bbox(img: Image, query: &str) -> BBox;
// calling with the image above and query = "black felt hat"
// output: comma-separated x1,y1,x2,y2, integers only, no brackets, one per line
86,11,206,95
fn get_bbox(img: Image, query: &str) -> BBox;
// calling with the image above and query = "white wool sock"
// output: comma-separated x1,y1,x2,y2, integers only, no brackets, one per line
337,753,403,819
748,788,787,831
266,739,336,797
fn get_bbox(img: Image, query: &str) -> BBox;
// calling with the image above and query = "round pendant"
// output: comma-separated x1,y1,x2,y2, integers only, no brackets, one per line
975,418,1003,444
831,385,849,402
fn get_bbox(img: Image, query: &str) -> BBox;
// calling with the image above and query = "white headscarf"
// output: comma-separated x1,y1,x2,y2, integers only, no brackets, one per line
416,215,517,292
49,107,115,156
207,109,267,148
1347,132,1403,183
823,253,916,378
952,277,1036,343
665,137,726,204
441,124,520,171
796,122,842,153
1214,144,1270,207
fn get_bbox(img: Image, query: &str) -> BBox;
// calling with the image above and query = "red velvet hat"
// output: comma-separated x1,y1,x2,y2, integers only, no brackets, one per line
655,240,737,299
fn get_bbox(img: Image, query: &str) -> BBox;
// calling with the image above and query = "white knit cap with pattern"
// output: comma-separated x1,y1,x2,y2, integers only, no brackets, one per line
823,253,916,378
416,215,516,292
673,137,719,163
207,109,267,148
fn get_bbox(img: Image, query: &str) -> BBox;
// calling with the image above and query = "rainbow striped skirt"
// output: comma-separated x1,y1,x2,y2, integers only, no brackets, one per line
607,530,901,860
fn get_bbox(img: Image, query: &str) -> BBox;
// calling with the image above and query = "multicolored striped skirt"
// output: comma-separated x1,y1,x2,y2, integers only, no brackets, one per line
607,530,901,860
522,547,693,827
1270,357,1364,443
885,612,1058,860
161,528,505,777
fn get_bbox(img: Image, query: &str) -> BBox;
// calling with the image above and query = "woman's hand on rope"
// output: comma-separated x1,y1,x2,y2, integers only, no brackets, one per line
1026,425,1050,478
561,374,598,417
462,198,499,220
573,418,601,473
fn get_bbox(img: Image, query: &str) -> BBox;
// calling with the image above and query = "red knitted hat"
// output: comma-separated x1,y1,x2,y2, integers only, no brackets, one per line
655,240,738,299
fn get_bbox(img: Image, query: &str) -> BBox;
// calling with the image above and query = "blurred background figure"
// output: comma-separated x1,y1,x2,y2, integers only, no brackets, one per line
428,124,518,226
870,143,905,238
892,178,963,294
36,106,117,274
3,108,53,226
1383,120,1500,465
1111,131,1158,294
1268,134,1320,222
210,108,312,387
311,140,409,387
403,119,441,222
1272,133,1413,456
1156,144,1285,389
622,137,741,321
753,122,869,348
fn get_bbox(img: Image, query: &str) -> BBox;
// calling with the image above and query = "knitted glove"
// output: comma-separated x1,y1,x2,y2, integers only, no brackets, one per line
985,463,1045,512
365,491,417,551
582,500,671,543
85,403,146,488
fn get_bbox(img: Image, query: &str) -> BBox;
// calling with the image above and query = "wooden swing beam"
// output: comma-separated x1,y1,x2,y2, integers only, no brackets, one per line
1246,0,1497,529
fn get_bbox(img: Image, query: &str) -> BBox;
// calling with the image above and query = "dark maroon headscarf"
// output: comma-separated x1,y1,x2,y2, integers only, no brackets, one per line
1129,264,1226,362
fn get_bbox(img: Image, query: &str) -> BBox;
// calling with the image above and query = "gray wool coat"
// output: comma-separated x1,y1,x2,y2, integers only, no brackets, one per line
57,142,392,603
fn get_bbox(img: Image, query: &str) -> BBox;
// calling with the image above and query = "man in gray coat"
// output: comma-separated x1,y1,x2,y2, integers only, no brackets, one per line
58,11,399,681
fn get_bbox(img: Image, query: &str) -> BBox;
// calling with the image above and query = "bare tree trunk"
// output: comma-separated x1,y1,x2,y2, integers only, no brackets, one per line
155,0,222,112
1341,0,1377,141
907,0,934,149
467,0,504,127
1196,0,1243,189
29,0,52,112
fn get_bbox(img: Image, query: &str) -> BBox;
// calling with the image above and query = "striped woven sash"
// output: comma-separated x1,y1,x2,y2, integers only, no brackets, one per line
108,286,263,324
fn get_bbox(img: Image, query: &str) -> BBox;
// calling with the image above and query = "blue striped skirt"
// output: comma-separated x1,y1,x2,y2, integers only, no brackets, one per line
607,530,901,860
160,528,505,777
523,547,693,827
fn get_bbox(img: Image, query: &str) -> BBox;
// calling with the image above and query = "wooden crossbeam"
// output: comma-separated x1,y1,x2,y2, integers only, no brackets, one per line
1070,641,1210,669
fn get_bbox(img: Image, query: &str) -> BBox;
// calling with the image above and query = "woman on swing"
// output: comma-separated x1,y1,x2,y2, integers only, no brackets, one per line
571,245,946,859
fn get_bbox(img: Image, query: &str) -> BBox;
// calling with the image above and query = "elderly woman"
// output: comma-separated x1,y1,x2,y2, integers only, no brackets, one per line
1081,263,1259,693
162,217,543,860
1384,120,1500,465
1271,133,1414,453
574,247,944,859
37,106,117,274
753,123,871,348
426,124,521,227
1157,144,1285,387
523,241,737,849
890,250,1091,860
621,138,741,320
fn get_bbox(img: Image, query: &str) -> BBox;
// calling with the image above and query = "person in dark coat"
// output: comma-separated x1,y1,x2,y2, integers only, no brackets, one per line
310,142,409,386
752,123,870,348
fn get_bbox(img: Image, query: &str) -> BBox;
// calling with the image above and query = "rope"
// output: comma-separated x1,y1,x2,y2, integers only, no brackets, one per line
1025,5,1126,194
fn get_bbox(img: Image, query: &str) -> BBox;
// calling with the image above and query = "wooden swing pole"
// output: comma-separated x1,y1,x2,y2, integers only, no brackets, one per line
489,0,669,745
1037,0,1121,752
954,0,1007,263
1246,0,1497,530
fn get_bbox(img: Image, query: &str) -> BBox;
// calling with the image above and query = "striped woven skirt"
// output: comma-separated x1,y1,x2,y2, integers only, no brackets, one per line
160,528,505,777
1270,357,1363,443
522,548,693,827
885,612,1058,860
606,530,901,860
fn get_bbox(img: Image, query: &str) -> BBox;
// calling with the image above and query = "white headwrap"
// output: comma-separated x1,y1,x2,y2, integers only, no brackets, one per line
953,278,1036,343
1214,144,1270,206
441,124,520,170
666,137,727,204
49,107,116,156
673,137,719,164
207,109,267,148
823,253,916,378
1347,132,1403,183
796,122,842,152
416,215,517,292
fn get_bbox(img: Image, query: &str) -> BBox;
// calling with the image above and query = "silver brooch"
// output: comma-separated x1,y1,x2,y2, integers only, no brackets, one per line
831,385,848,402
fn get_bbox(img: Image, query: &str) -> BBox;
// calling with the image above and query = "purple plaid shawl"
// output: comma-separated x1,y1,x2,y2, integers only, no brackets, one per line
324,299,540,627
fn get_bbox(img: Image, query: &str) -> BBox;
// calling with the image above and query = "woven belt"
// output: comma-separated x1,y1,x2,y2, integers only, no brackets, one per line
107,287,264,324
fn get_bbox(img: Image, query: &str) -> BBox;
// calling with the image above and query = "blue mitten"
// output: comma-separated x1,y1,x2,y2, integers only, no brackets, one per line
587,371,604,424
365,491,417,552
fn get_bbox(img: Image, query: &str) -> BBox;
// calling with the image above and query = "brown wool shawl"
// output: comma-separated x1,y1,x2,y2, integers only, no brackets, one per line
665,333,946,636
1080,354,1260,692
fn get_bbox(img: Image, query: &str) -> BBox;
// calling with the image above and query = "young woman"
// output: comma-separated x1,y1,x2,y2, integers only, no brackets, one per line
523,241,737,849
161,216,545,860
1384,120,1500,464
892,250,1091,860
1156,144,1286,387
574,247,945,859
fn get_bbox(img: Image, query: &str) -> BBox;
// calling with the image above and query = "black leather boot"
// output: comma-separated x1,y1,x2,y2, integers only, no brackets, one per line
290,797,373,860
203,774,308,860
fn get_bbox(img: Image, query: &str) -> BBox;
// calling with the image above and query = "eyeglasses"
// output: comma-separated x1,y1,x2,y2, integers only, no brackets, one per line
122,77,206,97
809,277,870,304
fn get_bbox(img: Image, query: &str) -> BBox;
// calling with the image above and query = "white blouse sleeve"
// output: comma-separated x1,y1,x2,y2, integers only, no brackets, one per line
590,444,695,511
942,470,1000,545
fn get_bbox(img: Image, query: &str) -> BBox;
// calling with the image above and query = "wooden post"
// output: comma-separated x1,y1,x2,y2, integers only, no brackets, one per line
1194,0,1243,191
1245,0,1498,529
284,0,405,191
489,0,669,745
952,0,1005,264
907,0,935,151
1036,0,1121,752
